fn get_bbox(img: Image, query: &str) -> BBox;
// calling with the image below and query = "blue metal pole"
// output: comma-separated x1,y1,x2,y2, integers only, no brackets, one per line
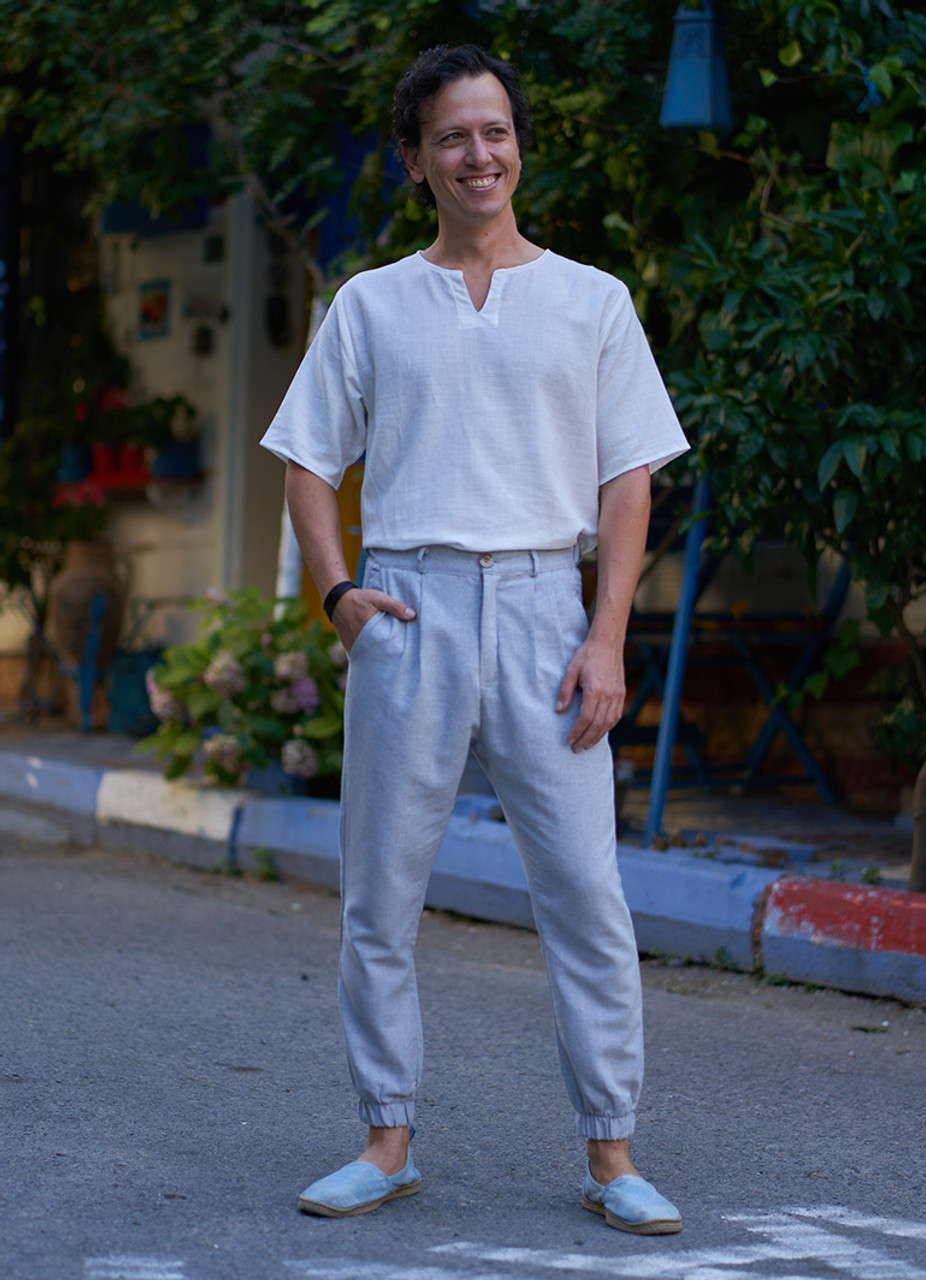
644,475,711,845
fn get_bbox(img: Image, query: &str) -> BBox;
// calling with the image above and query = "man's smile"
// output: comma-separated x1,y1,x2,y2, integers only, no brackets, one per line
461,174,501,190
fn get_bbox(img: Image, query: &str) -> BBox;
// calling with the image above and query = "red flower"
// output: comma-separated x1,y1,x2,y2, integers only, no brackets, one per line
99,385,129,411
52,480,106,509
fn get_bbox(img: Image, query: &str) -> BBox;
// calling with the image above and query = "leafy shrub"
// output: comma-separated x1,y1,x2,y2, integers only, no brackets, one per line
139,588,346,786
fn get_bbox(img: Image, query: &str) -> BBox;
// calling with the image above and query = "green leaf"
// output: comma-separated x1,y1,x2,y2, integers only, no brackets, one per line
845,439,866,479
299,714,344,740
824,646,861,680
817,441,844,489
164,754,193,781
187,684,221,721
778,40,803,68
833,489,858,533
803,672,828,700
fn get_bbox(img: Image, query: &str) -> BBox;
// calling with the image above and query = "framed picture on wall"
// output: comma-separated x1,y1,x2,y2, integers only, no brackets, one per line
139,280,171,339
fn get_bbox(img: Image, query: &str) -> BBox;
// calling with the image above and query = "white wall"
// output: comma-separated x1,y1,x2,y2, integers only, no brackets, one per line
99,192,305,647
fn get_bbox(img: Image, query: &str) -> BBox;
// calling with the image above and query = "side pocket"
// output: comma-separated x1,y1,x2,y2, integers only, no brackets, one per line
347,607,389,660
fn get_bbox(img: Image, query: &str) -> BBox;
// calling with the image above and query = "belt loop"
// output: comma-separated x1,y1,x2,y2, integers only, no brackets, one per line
529,550,539,577
417,546,430,573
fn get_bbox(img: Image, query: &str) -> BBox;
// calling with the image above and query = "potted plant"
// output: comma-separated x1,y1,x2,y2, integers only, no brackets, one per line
135,395,201,481
139,587,346,791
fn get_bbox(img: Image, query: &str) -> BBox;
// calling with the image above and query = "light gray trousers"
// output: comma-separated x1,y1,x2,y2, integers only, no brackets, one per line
338,546,644,1140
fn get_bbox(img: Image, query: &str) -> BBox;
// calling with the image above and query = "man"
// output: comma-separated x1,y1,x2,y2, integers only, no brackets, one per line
261,44,688,1233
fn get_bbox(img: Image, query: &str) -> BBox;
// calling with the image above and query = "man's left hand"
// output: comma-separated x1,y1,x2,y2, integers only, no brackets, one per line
556,635,626,752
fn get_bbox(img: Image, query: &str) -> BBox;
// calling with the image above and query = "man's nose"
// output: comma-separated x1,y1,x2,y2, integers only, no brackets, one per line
466,135,492,165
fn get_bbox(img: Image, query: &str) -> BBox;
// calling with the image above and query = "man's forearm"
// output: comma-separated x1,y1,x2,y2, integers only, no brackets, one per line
588,466,652,648
284,462,352,599
284,460,416,650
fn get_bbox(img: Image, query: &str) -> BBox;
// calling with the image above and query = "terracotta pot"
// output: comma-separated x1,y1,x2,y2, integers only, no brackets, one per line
46,541,127,671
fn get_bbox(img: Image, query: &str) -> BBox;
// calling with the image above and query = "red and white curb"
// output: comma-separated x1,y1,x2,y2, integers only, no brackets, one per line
760,878,926,1003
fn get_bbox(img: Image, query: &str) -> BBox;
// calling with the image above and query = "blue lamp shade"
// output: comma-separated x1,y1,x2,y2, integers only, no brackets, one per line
660,1,732,133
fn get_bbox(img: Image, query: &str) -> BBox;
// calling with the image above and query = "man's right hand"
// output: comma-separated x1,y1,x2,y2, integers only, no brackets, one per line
331,587,417,654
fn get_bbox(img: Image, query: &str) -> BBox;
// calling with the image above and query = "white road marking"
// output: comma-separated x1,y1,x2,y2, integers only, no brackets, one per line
779,1205,926,1240
85,1260,185,1280
430,1206,926,1280
285,1266,511,1280
95,1208,925,1280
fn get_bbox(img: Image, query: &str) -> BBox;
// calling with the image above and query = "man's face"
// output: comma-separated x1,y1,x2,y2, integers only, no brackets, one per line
402,73,522,232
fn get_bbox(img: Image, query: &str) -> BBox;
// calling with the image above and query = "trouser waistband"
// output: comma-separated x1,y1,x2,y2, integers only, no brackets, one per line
366,545,580,576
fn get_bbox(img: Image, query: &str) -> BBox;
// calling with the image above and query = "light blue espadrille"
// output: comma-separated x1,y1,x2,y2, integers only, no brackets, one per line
298,1152,422,1217
582,1169,682,1235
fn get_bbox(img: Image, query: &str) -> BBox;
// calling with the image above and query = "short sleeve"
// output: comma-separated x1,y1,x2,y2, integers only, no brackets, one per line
259,293,367,488
595,284,689,483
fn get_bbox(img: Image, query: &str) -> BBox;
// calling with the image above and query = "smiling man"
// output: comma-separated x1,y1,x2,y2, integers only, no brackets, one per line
261,45,688,1233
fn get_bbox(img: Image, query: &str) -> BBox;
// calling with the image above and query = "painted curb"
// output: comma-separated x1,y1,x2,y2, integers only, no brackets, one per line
235,797,534,926
95,769,242,869
0,746,103,817
618,848,781,970
3,746,925,1004
236,796,340,890
761,878,926,1002
237,792,774,961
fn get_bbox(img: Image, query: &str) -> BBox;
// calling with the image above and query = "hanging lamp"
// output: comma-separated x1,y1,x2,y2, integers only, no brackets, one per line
659,0,732,133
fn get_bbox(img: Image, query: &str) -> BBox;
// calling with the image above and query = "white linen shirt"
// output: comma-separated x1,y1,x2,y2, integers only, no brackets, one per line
261,250,688,553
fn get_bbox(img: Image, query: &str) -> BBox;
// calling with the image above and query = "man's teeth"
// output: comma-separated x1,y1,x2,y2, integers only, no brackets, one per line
464,176,497,188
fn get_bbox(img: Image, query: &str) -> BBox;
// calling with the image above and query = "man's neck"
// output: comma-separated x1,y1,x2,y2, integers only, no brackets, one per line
421,212,542,273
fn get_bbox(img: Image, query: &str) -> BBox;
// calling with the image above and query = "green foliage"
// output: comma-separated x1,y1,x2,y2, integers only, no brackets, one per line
0,412,108,603
877,696,926,774
138,588,347,787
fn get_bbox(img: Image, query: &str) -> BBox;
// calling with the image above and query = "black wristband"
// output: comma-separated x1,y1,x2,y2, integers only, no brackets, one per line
323,580,358,621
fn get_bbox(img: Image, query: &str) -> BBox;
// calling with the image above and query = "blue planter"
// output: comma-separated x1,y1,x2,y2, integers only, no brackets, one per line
246,759,309,796
56,444,93,483
148,439,200,480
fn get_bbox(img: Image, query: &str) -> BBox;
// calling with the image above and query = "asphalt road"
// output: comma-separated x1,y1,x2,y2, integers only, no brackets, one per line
2,832,925,1280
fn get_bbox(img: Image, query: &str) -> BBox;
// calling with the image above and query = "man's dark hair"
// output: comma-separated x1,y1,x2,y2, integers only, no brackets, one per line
391,44,534,209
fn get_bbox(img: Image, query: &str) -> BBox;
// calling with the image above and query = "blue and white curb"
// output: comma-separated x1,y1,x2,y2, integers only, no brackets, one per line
2,745,923,1004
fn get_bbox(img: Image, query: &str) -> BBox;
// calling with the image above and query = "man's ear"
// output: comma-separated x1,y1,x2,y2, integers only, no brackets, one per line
401,145,423,183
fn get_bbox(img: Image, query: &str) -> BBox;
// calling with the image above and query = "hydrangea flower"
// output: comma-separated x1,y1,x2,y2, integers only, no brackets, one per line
281,739,319,779
145,667,184,722
204,651,247,696
270,687,300,715
291,676,320,714
274,650,308,681
203,733,243,775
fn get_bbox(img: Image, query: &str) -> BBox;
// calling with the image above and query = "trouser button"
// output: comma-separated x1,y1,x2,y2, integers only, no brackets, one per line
478,553,495,568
